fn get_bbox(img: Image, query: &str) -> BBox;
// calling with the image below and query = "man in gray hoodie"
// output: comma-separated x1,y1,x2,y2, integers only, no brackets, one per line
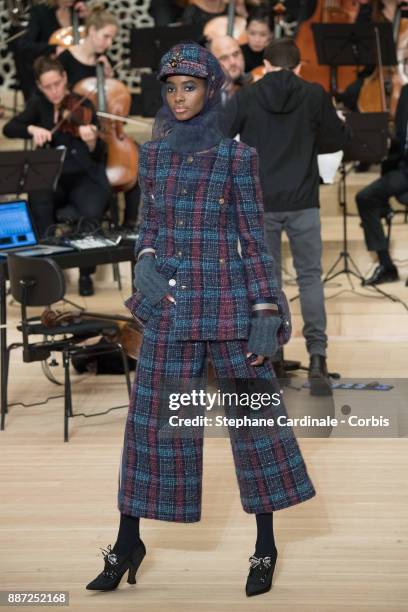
225,38,349,395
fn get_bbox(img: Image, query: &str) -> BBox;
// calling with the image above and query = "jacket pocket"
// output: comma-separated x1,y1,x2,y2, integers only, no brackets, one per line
124,291,154,326
124,256,181,325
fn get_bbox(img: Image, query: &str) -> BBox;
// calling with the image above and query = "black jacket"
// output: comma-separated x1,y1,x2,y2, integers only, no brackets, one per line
3,93,107,178
225,70,349,212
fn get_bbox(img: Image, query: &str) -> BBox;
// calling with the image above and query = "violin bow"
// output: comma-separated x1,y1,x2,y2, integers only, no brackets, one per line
96,111,151,128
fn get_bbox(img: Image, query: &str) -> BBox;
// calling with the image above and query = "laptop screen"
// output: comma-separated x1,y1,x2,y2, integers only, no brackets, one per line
0,200,37,251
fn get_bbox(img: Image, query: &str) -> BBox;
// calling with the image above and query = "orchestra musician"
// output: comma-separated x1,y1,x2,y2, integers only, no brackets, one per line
2,56,111,296
209,35,252,98
355,83,408,287
16,0,88,101
182,0,228,28
240,7,273,72
58,5,141,230
57,5,116,84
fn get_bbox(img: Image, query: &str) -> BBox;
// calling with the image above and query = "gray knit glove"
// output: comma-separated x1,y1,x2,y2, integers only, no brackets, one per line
134,256,169,305
247,316,281,358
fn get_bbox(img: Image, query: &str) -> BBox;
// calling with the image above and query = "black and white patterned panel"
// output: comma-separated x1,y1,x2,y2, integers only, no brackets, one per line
0,0,153,91
0,1,18,89
107,0,153,88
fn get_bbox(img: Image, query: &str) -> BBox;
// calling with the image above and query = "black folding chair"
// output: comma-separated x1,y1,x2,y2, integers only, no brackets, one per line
5,254,131,441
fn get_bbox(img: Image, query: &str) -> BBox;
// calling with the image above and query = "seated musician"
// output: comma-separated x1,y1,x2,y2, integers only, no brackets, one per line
58,5,140,230
2,56,111,296
240,7,272,73
17,0,88,101
58,5,116,85
181,1,228,29
209,35,252,99
355,84,408,287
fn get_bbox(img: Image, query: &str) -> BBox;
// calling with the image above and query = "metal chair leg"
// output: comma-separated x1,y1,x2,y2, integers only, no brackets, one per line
63,351,73,442
112,263,122,290
1,347,10,429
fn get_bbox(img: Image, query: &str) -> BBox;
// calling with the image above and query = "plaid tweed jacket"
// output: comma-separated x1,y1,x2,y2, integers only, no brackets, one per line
129,137,279,340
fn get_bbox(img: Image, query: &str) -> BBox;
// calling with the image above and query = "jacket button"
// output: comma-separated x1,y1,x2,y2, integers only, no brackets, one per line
186,155,193,163
180,188,188,195
218,197,225,205
168,278,176,286
177,251,182,257
177,220,185,227
219,258,225,264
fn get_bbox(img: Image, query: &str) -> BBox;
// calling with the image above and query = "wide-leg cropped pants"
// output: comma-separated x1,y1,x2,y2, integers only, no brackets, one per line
118,302,316,522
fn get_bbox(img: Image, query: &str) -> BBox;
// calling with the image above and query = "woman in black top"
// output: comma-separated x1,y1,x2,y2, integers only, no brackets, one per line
240,9,272,73
2,55,111,296
182,0,227,28
58,5,116,84
17,0,88,100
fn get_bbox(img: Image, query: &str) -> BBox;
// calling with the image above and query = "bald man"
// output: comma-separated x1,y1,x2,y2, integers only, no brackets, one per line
209,35,252,94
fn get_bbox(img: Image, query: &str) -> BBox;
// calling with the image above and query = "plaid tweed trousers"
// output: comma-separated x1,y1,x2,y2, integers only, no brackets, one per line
118,304,316,523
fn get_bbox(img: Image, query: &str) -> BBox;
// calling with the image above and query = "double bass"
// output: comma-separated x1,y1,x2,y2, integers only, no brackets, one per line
295,0,360,92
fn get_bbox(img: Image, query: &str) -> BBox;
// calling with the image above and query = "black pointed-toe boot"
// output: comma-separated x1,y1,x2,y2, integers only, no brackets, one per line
245,549,278,597
86,541,146,591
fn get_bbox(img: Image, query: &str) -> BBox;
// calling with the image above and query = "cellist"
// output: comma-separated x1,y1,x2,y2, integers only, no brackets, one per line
58,5,140,230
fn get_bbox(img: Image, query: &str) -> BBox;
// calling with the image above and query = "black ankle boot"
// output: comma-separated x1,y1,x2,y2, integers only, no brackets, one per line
245,549,278,597
86,540,146,591
309,354,333,397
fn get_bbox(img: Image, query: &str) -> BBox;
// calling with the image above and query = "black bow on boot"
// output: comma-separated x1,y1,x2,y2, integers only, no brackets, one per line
86,541,146,591
245,550,278,597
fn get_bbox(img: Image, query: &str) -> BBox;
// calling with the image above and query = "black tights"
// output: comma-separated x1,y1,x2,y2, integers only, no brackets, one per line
113,512,276,557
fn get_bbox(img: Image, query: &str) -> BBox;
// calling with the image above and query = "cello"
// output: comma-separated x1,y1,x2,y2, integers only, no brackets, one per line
49,5,86,48
73,62,139,192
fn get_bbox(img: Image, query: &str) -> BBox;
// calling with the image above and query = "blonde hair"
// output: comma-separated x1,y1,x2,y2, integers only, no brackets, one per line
85,4,118,34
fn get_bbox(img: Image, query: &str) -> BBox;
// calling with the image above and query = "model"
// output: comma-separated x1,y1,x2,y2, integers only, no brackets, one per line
86,42,316,598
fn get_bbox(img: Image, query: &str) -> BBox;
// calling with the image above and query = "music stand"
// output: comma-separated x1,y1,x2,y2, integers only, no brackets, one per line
323,113,406,308
312,22,397,94
0,149,66,197
130,24,202,70
324,112,387,282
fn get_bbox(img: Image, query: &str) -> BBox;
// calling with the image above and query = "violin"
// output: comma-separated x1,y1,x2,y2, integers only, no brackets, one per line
52,92,94,138
41,307,143,360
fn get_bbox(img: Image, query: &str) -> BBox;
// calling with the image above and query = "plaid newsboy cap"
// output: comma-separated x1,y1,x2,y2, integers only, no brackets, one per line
158,42,221,82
